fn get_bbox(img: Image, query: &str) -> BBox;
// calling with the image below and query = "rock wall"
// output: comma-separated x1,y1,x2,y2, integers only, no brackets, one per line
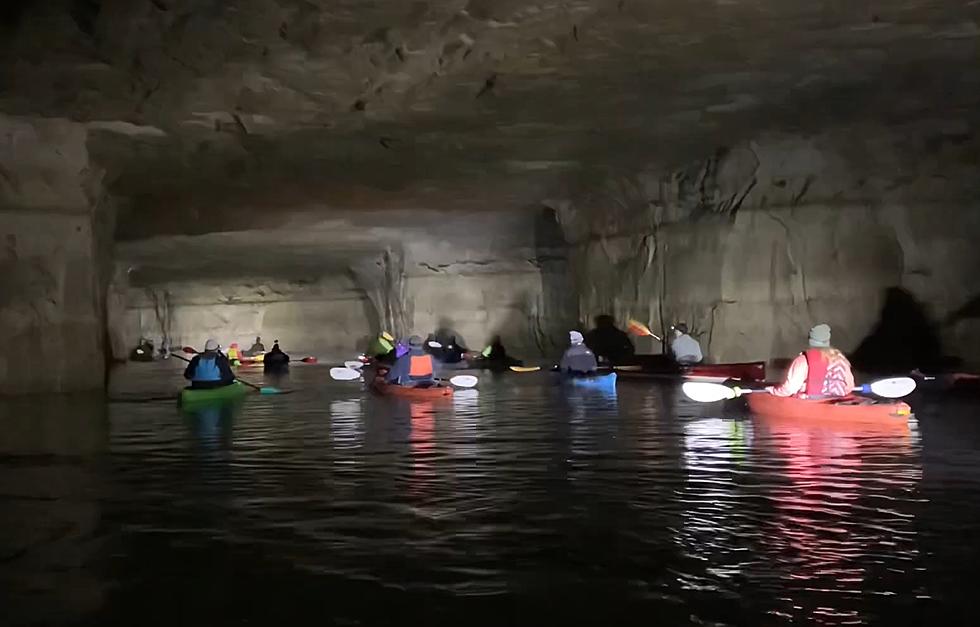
0,115,108,394
557,123,980,366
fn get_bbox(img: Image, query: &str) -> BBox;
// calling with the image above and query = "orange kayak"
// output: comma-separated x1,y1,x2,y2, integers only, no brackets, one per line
370,376,453,399
747,393,912,429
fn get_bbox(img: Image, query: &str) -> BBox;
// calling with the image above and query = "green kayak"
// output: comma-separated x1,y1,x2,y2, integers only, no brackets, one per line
179,381,248,406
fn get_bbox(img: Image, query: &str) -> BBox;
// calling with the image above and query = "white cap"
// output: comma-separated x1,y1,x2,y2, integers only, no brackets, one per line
204,339,219,351
569,330,584,345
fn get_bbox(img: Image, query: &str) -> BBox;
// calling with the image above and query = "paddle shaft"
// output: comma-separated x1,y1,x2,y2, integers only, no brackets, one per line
171,351,264,391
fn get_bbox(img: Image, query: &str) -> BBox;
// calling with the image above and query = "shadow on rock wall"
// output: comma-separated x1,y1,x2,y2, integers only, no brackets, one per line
850,287,944,373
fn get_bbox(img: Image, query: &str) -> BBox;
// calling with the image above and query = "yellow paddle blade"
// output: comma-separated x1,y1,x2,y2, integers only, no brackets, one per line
509,366,541,373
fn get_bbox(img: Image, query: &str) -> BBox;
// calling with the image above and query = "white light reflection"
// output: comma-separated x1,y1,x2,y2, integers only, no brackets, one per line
675,417,754,585
328,399,365,451
451,389,482,457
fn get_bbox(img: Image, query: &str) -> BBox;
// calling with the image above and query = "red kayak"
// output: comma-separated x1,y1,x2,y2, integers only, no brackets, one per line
369,372,453,399
747,393,912,431
617,359,765,382
686,361,765,381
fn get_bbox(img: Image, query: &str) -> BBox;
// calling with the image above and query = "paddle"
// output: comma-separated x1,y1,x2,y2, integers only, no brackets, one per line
328,367,478,388
682,376,918,403
509,366,541,372
627,319,663,342
172,351,283,395
344,360,365,370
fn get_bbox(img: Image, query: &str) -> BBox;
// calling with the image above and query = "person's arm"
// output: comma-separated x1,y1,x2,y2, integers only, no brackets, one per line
218,355,235,383
183,355,199,380
842,355,855,390
386,357,406,383
767,354,808,397
559,350,571,372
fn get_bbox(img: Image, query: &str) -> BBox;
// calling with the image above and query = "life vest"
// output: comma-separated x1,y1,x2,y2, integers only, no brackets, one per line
804,349,850,397
227,346,240,362
193,355,222,382
408,354,434,379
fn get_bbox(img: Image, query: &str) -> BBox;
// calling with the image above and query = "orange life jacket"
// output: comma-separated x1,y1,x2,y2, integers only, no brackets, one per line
409,354,434,378
804,349,850,397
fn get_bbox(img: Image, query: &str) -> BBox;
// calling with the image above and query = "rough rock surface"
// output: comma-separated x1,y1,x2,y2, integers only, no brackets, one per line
1,2,979,390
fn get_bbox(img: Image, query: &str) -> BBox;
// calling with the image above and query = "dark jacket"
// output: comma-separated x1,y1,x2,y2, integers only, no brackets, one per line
263,344,290,371
386,347,436,384
584,326,635,364
183,351,235,388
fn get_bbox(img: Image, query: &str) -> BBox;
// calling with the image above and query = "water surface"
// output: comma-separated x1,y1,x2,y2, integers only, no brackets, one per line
2,361,979,625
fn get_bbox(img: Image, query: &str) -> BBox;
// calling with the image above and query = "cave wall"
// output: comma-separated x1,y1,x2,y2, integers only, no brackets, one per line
559,123,980,365
0,115,107,394
125,276,375,358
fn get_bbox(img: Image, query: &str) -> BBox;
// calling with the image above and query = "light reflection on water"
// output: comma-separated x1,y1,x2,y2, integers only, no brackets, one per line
0,362,976,625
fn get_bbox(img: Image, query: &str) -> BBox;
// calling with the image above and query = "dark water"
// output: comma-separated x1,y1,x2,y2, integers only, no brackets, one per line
2,362,980,626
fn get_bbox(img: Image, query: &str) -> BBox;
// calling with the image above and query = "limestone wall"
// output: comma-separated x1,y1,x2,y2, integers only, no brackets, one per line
559,125,980,366
0,115,106,394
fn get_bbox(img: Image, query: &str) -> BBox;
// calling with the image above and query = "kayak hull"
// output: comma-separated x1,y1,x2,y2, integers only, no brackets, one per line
370,376,453,399
561,371,618,390
179,381,248,406
747,393,912,430
617,358,765,382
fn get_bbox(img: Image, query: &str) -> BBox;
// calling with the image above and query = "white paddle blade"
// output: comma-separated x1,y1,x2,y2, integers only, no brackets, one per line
867,376,917,398
682,381,738,403
343,360,364,370
449,375,478,388
427,340,443,349
330,367,362,381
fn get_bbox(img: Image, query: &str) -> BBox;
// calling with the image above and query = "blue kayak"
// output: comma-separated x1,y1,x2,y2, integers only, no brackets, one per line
562,371,617,390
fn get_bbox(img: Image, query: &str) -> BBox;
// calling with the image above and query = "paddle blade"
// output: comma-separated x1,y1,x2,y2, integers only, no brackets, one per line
866,376,917,398
344,360,364,370
427,340,443,349
627,319,652,337
182,346,199,354
449,375,478,388
510,366,541,373
259,387,281,395
330,367,362,381
682,381,739,403
300,356,318,364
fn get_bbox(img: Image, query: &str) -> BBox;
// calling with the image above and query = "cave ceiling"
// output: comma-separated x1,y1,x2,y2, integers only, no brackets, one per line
2,0,978,244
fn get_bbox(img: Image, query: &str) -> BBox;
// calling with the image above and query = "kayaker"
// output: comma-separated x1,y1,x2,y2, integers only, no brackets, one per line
368,331,396,359
244,336,266,357
226,342,241,365
670,323,703,364
263,340,290,372
385,335,436,386
584,315,635,365
129,337,155,362
560,330,598,375
183,339,236,389
479,335,522,369
767,324,855,398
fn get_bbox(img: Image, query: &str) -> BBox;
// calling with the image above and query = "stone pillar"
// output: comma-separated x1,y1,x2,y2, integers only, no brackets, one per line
0,114,107,394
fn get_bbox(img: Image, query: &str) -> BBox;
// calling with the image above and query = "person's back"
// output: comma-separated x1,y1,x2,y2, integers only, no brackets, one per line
263,341,289,371
386,336,436,385
245,336,265,356
560,331,598,374
670,324,703,364
769,324,855,398
584,315,635,364
184,339,235,389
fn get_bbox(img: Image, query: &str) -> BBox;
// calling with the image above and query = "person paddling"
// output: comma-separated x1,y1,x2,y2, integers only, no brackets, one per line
670,323,703,364
767,324,855,398
385,335,436,386
584,315,635,365
184,339,236,389
263,340,290,373
244,336,266,357
560,331,598,375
